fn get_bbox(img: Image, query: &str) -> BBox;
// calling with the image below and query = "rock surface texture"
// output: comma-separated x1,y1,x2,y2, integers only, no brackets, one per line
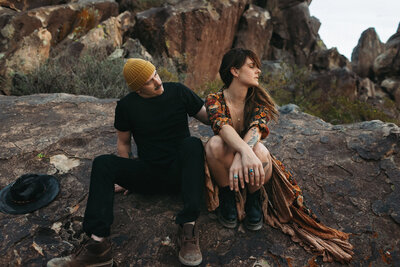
0,94,399,266
233,4,273,60
132,0,247,88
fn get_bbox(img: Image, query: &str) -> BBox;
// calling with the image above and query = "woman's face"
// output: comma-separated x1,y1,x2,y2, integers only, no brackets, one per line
234,57,261,87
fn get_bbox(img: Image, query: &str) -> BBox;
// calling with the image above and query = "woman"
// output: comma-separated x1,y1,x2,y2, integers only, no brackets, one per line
204,48,353,263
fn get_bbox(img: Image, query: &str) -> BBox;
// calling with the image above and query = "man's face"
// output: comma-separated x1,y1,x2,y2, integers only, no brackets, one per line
137,70,164,98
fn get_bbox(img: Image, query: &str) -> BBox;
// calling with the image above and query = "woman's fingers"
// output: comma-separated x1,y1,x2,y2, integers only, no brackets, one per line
234,171,241,192
239,170,245,189
247,166,255,186
244,166,250,184
253,166,260,187
260,162,267,185
229,170,234,191
230,168,243,192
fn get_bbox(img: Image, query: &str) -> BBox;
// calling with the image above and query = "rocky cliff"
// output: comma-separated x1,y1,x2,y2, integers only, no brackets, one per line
1,0,400,120
0,94,399,266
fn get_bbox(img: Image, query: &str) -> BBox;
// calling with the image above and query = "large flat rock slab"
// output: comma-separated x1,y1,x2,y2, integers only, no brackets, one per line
0,94,399,266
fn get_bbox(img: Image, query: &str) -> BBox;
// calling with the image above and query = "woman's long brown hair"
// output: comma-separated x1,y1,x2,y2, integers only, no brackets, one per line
219,48,279,131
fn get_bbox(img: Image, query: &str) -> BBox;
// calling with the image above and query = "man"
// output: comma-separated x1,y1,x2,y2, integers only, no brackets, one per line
48,58,209,266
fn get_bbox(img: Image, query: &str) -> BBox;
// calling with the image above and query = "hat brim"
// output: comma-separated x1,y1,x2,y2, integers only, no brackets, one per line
0,175,60,215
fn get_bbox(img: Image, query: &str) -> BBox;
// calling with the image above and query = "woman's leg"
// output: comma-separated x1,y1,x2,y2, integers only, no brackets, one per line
244,143,272,230
205,135,238,228
205,135,235,187
247,143,273,193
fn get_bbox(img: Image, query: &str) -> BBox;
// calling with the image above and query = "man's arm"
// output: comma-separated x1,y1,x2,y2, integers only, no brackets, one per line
193,105,210,125
115,130,132,194
117,130,132,158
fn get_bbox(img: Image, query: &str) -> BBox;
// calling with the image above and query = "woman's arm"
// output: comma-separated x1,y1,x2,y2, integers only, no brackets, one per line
219,125,264,188
243,126,261,148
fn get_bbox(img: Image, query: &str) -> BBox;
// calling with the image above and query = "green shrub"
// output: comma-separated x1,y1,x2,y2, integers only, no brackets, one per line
11,50,128,99
10,50,187,99
9,52,399,126
194,79,224,98
157,66,179,83
262,62,399,125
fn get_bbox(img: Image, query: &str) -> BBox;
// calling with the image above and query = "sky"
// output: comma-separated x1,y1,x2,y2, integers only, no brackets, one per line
309,0,400,60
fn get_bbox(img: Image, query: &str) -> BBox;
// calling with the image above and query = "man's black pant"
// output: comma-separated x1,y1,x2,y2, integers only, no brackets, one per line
83,136,205,237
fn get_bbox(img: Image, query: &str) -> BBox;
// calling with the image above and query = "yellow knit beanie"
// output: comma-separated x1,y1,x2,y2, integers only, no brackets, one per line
123,58,156,91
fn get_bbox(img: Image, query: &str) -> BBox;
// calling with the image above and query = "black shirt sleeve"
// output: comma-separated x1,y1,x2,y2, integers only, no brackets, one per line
179,83,204,116
114,100,131,131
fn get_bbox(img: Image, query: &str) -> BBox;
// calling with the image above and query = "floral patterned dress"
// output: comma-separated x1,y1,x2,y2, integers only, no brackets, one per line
204,89,354,263
206,89,269,138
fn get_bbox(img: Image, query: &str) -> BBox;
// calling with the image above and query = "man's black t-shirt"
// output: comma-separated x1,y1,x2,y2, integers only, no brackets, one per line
114,82,203,166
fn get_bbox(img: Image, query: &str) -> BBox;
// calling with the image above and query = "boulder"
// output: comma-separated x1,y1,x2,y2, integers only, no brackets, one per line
358,77,376,101
116,0,180,13
309,47,350,71
373,24,400,79
262,0,308,10
0,2,118,53
132,0,248,89
0,7,17,53
351,28,385,79
0,94,399,266
283,2,319,65
119,38,153,61
0,1,119,94
309,68,358,99
263,0,319,65
261,60,284,77
0,0,68,12
55,11,134,58
3,27,52,72
1,28,52,95
233,4,273,60
381,78,400,108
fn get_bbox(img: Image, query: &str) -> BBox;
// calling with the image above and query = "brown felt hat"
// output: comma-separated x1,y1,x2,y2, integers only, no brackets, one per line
123,58,155,91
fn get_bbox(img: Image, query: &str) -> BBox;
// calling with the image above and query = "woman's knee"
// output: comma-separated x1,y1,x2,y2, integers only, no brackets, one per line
253,143,271,161
254,143,273,183
205,135,227,160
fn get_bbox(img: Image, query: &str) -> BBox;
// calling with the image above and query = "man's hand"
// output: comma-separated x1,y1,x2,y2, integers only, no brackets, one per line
114,184,129,195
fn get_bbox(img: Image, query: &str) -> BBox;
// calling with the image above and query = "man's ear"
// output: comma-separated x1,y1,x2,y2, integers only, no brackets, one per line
230,67,239,77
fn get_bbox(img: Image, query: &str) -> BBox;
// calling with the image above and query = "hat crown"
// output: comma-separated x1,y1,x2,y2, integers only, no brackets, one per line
10,174,46,204
123,58,155,92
